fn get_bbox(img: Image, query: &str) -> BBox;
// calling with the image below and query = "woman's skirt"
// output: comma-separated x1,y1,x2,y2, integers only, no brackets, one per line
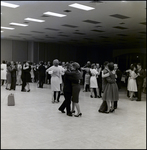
51,76,60,91
72,84,81,103
127,78,137,92
90,76,98,88
102,83,119,102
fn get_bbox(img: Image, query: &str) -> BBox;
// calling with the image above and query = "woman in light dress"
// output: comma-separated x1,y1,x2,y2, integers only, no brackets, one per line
89,64,99,98
126,65,138,100
16,62,22,85
46,59,63,103
1,60,7,86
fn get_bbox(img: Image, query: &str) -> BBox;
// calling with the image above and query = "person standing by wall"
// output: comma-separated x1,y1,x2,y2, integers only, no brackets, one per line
23,61,31,92
96,63,102,98
38,61,46,88
6,62,12,90
1,60,7,86
114,64,122,89
10,61,17,90
142,69,146,94
21,61,27,92
136,63,145,101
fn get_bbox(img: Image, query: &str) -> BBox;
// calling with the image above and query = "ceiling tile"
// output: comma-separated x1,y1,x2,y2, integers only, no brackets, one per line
117,34,128,36
100,36,109,38
91,29,105,32
20,33,31,36
140,22,146,25
83,20,101,24
31,31,44,33
41,15,50,17
45,28,59,31
139,32,146,34
74,32,85,35
62,24,78,28
120,22,125,24
110,14,130,19
59,35,69,37
64,10,71,13
113,26,128,29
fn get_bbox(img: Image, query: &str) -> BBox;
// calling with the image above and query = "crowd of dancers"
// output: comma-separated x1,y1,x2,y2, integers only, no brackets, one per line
1,59,146,116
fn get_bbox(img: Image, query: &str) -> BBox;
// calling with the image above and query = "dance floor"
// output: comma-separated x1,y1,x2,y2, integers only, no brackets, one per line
1,83,146,149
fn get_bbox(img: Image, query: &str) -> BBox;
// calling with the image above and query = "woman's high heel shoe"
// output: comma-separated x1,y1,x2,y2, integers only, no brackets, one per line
110,108,115,113
74,113,82,117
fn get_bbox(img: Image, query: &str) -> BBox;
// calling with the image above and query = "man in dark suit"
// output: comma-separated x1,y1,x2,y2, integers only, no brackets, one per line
38,61,46,88
114,64,122,90
136,63,145,101
58,63,73,116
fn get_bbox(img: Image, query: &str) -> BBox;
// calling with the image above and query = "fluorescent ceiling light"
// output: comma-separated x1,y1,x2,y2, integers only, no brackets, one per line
1,31,4,32
10,22,28,27
1,1,19,8
43,11,66,17
1,26,15,30
69,3,95,11
25,18,45,22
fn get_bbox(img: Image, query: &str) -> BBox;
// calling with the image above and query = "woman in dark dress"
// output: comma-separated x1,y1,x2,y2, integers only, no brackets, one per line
102,62,119,113
66,62,82,117
10,61,17,90
21,61,31,92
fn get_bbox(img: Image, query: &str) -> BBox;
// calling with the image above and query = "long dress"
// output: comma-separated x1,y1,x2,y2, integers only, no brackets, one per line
46,66,61,92
127,70,138,92
102,72,119,102
90,68,98,88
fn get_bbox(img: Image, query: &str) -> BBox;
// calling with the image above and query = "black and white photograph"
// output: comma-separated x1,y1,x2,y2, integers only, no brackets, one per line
1,1,146,149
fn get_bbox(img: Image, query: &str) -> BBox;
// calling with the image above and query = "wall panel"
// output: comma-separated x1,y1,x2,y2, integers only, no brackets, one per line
12,40,28,62
1,39,12,62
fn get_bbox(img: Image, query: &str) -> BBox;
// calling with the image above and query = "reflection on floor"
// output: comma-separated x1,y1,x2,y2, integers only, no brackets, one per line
1,83,146,149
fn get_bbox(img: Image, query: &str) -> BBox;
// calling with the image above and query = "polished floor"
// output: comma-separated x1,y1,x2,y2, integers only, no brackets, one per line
1,83,146,149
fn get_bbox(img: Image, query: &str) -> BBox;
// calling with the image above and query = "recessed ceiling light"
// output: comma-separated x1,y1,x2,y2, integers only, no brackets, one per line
1,26,15,30
43,11,66,17
24,18,45,22
10,22,28,27
69,3,95,11
1,1,19,8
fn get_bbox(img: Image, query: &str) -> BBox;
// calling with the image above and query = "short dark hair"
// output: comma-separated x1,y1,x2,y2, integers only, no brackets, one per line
7,62,11,66
130,65,135,71
108,62,114,71
2,60,6,64
104,61,109,67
